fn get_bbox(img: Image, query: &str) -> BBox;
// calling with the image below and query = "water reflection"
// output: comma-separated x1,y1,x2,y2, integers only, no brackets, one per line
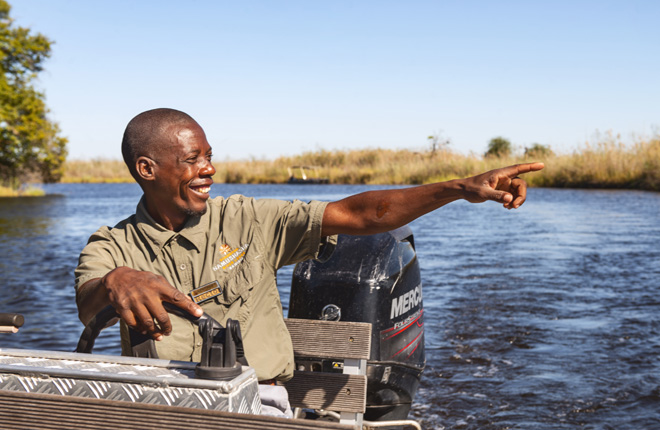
0,196,62,237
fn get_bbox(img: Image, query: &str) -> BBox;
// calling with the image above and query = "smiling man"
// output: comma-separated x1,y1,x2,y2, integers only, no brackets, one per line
75,108,543,414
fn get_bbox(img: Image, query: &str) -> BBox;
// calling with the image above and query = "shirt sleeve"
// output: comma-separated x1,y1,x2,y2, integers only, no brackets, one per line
253,199,337,269
74,226,122,291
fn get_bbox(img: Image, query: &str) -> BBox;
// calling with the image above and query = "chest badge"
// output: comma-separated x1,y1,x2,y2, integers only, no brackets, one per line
190,280,223,304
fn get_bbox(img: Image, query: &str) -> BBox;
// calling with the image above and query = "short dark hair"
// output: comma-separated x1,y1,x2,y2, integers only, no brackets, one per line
121,108,196,181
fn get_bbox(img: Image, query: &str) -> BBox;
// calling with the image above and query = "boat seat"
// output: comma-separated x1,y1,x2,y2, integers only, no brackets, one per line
283,318,372,429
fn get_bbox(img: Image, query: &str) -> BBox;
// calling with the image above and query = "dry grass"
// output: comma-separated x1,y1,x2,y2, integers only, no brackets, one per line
527,133,660,191
61,158,134,183
57,133,660,192
0,185,45,197
217,148,500,185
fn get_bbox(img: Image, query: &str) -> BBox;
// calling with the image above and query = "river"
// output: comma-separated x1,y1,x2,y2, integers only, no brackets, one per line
1,183,659,429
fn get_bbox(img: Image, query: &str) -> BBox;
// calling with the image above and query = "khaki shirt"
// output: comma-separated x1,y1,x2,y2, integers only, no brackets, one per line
75,195,334,381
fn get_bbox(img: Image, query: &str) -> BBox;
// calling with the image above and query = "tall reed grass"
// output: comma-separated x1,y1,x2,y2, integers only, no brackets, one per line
61,159,134,183
527,133,660,191
59,133,660,192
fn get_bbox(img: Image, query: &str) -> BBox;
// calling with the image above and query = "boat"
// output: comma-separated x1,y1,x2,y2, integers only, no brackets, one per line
287,166,329,184
0,228,424,430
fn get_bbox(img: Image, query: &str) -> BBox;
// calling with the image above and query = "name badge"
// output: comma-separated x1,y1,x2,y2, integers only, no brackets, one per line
190,281,223,304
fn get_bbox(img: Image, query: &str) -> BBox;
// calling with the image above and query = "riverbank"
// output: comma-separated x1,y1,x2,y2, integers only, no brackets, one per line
58,134,659,191
0,186,45,197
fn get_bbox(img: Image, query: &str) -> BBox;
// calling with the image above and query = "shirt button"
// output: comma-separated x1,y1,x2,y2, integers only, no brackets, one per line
180,264,186,270
196,341,202,347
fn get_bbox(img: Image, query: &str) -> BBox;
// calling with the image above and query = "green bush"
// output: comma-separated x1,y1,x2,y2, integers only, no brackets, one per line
485,137,512,158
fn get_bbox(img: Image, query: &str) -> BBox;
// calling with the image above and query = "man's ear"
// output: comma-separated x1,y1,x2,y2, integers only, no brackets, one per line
136,156,156,181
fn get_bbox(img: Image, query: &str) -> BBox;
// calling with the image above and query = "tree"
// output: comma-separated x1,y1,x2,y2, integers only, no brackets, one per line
0,0,67,188
525,143,554,159
484,136,512,158
427,130,451,155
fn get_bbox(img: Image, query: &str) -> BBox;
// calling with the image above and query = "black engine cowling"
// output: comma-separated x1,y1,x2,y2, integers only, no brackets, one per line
289,226,425,421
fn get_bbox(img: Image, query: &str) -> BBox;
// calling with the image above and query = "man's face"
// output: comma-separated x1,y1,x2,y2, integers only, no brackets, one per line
150,121,216,228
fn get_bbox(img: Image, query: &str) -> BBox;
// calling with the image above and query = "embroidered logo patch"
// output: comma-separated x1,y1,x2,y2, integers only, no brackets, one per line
213,243,249,271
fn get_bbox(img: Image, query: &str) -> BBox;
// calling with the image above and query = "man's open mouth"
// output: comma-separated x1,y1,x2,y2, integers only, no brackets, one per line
190,184,211,195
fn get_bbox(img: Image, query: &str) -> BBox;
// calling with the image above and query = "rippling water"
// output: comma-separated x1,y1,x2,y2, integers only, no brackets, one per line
1,184,659,429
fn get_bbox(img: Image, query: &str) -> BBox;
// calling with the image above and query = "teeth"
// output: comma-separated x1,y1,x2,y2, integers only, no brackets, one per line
193,186,210,194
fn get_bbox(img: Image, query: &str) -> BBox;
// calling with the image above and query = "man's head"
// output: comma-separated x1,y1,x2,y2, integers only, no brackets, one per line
122,108,196,181
122,108,216,231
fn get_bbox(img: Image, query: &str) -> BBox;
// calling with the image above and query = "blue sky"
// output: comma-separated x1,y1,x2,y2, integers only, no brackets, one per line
11,1,660,160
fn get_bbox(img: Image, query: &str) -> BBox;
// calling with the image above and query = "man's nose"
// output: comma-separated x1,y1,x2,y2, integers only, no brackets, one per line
200,159,216,177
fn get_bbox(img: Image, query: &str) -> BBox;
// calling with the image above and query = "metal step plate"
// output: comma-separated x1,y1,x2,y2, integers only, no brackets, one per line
0,348,261,414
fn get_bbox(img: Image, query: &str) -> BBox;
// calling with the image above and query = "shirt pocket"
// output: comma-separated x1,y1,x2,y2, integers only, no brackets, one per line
202,220,269,324
215,253,265,306
206,250,266,329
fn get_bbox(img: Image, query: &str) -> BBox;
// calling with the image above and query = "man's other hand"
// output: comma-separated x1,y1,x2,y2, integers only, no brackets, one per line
101,267,203,340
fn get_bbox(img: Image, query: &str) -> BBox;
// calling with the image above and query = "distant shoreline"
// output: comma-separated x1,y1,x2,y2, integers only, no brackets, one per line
0,186,46,197
4,136,656,196
56,137,659,192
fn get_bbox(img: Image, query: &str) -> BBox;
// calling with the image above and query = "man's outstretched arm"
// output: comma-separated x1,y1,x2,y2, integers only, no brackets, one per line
322,163,544,236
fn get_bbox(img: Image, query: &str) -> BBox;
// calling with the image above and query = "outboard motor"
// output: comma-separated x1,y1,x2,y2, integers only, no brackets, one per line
289,226,425,422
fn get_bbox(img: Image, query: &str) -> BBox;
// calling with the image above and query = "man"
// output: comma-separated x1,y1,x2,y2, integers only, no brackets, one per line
76,108,543,386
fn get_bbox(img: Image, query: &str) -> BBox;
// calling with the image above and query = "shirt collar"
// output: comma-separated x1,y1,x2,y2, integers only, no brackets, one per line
135,196,208,256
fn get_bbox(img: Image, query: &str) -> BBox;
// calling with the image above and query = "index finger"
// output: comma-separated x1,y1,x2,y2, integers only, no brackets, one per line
163,288,204,319
503,162,545,177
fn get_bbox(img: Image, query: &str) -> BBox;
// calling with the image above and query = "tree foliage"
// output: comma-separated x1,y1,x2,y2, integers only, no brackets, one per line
484,136,512,158
427,131,451,155
525,143,554,159
0,0,67,187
